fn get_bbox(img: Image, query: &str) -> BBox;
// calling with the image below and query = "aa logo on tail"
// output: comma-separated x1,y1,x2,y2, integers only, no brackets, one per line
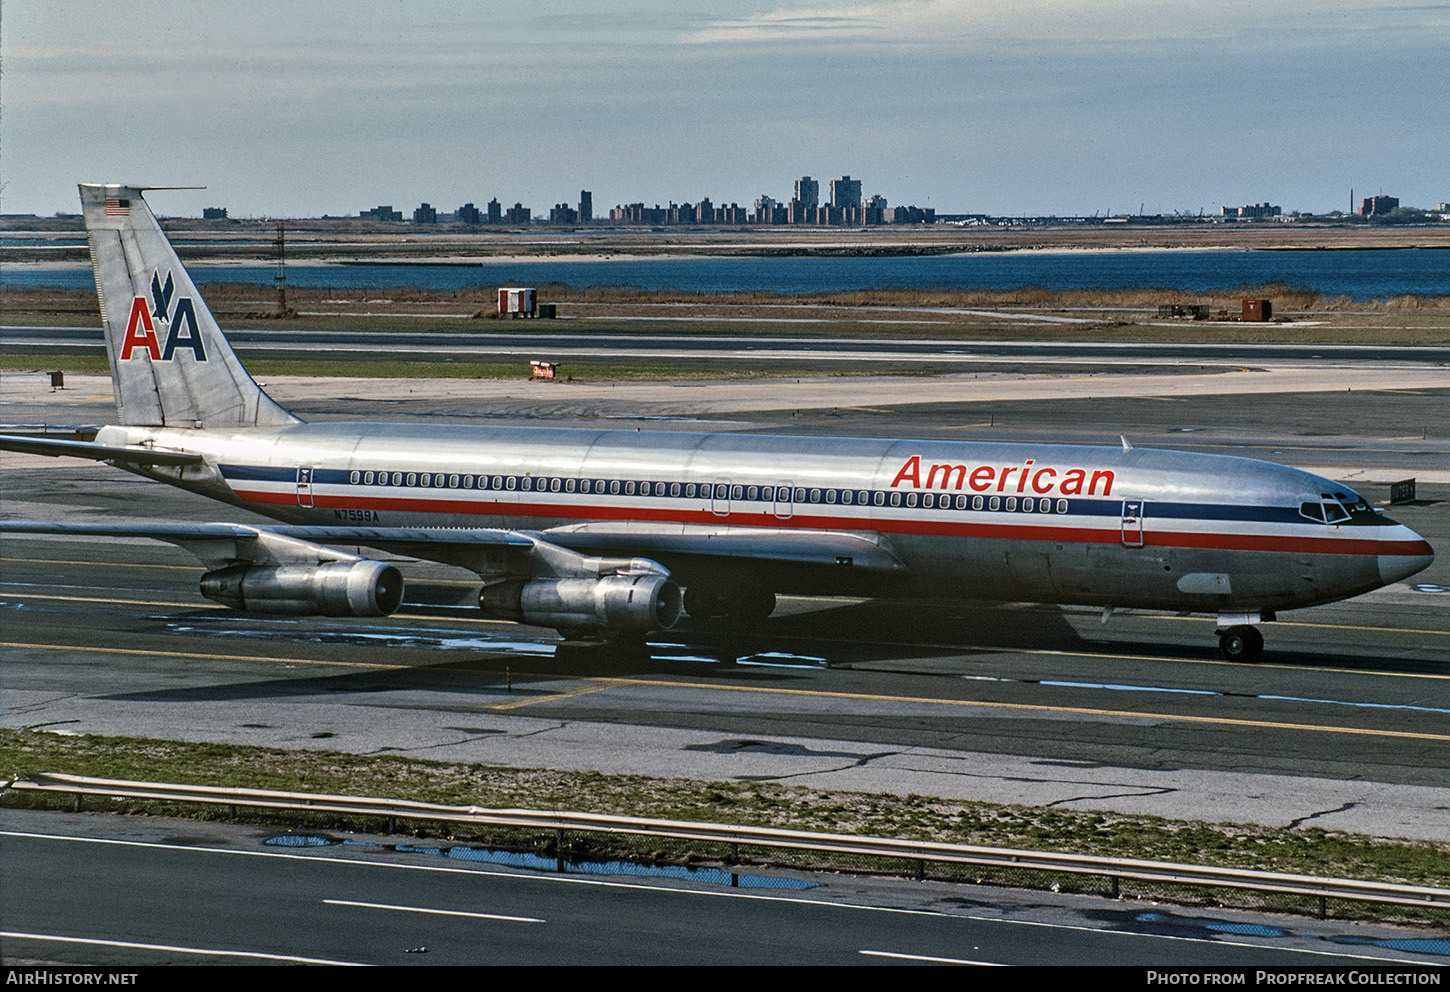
120,271,207,361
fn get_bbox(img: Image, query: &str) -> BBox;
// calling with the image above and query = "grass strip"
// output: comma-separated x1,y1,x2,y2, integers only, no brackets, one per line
3,728,1446,897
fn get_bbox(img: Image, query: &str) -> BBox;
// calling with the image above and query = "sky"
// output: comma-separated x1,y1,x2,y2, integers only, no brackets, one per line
3,0,1447,218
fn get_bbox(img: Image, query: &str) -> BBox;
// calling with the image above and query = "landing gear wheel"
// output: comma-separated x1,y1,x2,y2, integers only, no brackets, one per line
1217,625,1264,662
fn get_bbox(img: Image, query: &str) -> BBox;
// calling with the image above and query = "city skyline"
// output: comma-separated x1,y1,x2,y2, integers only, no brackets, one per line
4,1,1446,219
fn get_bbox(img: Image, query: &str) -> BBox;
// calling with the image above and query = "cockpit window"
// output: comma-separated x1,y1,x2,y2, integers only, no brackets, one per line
1301,493,1381,526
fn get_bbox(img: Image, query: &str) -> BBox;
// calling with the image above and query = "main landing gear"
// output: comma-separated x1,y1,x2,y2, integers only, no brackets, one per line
683,586,777,625
1215,611,1273,662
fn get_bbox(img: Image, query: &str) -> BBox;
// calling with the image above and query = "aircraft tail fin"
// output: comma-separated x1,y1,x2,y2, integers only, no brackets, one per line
80,184,298,428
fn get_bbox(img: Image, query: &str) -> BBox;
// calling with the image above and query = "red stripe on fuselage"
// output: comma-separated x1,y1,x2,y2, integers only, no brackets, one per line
226,489,1431,559
226,487,1426,556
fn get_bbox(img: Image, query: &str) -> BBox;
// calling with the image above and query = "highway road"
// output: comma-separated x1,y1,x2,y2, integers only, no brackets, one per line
5,809,1446,966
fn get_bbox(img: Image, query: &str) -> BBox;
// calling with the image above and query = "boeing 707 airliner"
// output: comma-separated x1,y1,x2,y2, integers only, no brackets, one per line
0,185,1434,661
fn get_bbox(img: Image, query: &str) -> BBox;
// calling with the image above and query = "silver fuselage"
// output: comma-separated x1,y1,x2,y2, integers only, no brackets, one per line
100,420,1435,613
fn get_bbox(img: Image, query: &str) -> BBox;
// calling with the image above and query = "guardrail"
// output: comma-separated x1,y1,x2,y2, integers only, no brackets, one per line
7,772,1448,914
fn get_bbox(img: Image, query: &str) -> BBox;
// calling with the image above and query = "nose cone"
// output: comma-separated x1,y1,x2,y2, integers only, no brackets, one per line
1377,525,1435,585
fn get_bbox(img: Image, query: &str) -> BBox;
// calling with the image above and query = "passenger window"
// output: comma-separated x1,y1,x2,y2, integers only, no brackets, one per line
732,485,744,499
362,471,373,485
826,489,837,504
762,486,773,501
956,495,968,510
810,489,822,503
686,484,697,498
921,493,934,508
671,483,681,497
889,492,901,507
1005,497,1017,511
610,480,621,495
1021,497,1033,512
550,478,561,492
795,488,807,502
565,478,576,493
1056,499,1067,513
625,481,636,495
747,486,758,500
989,496,1000,511
406,473,417,487
349,471,360,484
973,496,984,510
858,490,870,505
506,477,517,491
874,492,885,506
906,493,918,508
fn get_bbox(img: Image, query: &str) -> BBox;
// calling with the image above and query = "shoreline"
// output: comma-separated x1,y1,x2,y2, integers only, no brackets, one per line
7,241,1450,272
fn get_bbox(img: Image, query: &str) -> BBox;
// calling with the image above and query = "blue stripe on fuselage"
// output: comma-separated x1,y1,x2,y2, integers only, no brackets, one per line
218,463,1310,526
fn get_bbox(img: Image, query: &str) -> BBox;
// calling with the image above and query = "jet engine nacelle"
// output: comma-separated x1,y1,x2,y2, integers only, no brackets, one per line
479,573,682,635
200,560,404,617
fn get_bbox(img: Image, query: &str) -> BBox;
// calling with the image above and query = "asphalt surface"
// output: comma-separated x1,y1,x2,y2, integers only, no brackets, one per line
2,369,1447,843
6,809,1445,967
6,321,1450,370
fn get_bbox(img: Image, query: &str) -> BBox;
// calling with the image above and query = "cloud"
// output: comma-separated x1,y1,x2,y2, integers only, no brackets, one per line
681,0,1441,46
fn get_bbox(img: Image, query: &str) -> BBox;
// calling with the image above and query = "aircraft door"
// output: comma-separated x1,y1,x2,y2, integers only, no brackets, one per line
296,467,314,508
711,478,731,517
774,480,794,520
1120,499,1145,548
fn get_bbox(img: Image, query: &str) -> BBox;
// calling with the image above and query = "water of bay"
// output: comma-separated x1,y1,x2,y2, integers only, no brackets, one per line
5,247,1447,301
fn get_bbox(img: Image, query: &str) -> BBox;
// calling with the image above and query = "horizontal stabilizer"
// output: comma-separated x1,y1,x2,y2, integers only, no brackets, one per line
0,433,203,466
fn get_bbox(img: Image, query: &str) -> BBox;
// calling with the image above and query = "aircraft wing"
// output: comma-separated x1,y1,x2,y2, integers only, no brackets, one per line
540,523,908,578
0,433,203,467
0,520,904,579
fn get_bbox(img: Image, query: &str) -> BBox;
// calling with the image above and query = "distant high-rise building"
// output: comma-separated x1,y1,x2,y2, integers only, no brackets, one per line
487,198,502,224
830,176,862,210
579,190,593,223
1360,195,1399,217
505,202,531,225
202,207,228,220
413,202,437,224
1220,202,1280,220
795,176,819,212
457,202,482,225
360,205,403,222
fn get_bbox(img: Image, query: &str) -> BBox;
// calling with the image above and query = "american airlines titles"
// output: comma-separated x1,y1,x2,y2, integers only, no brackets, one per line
890,455,1116,497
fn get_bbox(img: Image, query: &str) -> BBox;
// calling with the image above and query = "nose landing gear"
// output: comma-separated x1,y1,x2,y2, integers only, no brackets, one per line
1216,625,1264,662
1215,611,1272,662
